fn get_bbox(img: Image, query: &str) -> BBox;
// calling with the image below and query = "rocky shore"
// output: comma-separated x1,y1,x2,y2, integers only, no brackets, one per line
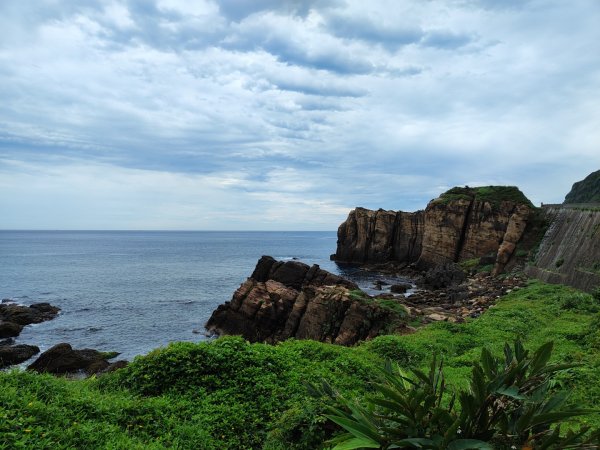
0,300,125,375
205,255,528,345
206,256,410,345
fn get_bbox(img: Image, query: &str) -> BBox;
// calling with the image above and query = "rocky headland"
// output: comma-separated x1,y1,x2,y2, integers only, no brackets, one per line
332,186,534,276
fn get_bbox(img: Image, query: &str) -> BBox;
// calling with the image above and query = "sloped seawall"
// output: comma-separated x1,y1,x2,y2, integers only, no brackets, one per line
525,205,600,292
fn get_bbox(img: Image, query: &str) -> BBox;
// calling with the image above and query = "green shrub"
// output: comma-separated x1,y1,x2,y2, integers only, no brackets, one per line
315,340,600,449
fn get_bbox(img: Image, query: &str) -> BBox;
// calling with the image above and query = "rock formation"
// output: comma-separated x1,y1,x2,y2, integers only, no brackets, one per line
333,208,423,264
206,256,407,345
332,186,533,275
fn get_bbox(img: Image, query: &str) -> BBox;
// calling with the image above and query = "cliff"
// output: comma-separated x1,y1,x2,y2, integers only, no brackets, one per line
205,256,407,345
564,169,600,204
333,186,533,274
525,205,600,292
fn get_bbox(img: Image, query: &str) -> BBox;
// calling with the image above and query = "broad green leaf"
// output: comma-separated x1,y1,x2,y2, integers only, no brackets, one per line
331,437,381,450
446,439,494,450
495,385,526,400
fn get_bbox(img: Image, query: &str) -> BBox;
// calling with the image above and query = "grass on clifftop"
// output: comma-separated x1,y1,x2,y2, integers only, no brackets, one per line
434,185,535,209
1,281,599,449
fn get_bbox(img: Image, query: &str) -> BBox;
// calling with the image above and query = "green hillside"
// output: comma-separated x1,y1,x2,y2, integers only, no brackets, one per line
564,170,600,203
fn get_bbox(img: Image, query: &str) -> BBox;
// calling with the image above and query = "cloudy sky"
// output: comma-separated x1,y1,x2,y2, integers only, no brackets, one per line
1,0,599,230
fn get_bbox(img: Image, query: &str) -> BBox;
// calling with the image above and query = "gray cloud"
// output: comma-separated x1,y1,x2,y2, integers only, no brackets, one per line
1,0,599,229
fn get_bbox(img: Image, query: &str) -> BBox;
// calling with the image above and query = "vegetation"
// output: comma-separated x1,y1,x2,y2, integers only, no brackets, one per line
315,339,599,449
564,169,600,204
1,281,600,449
434,186,535,210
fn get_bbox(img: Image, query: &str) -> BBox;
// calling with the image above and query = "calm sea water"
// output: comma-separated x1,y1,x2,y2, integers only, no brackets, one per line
0,231,406,360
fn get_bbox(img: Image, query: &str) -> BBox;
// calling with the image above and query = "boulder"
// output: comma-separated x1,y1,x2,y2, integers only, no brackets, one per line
0,344,40,368
27,343,110,375
390,283,412,294
423,263,466,289
0,321,23,338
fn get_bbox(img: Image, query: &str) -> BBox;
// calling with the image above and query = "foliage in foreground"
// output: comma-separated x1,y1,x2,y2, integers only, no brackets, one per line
0,281,600,449
315,340,599,449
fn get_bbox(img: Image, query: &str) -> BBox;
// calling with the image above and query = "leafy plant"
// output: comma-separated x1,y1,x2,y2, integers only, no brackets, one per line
312,340,600,449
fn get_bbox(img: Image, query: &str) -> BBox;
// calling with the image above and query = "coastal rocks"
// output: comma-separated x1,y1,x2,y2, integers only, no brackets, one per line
0,301,62,369
423,263,466,289
332,207,423,264
0,344,40,368
27,343,113,375
0,321,23,338
206,256,407,345
332,186,534,275
0,302,60,326
404,273,528,324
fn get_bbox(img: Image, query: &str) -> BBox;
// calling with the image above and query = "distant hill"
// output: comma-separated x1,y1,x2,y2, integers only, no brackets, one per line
564,169,600,203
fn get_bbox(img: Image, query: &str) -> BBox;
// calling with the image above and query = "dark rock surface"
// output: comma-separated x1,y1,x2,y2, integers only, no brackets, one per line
27,343,110,375
0,302,60,326
390,283,412,294
0,321,23,338
206,256,407,345
423,263,467,289
0,344,40,368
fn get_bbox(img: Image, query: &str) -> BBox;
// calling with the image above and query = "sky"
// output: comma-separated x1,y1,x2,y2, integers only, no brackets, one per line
1,0,599,230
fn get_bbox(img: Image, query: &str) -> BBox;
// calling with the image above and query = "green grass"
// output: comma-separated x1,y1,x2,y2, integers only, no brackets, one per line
433,185,534,210
1,281,599,449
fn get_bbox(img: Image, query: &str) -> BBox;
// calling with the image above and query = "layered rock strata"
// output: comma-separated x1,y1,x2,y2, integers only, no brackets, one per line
525,205,600,292
206,256,406,345
333,186,533,275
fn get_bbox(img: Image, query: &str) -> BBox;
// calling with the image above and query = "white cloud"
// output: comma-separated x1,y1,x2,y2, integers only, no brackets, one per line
1,0,599,229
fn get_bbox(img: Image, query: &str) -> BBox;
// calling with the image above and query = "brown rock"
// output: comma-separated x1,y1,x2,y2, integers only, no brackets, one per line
206,257,406,345
332,187,534,276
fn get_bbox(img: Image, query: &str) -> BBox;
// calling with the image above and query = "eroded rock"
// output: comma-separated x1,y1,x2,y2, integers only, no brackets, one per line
206,257,407,345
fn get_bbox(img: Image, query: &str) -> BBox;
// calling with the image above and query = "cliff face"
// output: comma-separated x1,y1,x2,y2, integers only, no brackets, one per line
333,186,532,274
525,206,600,292
334,208,423,264
205,256,406,345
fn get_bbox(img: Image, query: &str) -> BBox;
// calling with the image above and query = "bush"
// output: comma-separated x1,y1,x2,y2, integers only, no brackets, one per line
315,339,600,450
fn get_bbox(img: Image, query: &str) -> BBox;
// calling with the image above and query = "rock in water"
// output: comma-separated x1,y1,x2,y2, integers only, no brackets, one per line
206,256,407,345
0,321,23,338
0,344,40,368
0,302,60,326
27,343,110,375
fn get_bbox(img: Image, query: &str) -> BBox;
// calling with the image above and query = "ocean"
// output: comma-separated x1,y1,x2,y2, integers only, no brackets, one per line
0,231,407,360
